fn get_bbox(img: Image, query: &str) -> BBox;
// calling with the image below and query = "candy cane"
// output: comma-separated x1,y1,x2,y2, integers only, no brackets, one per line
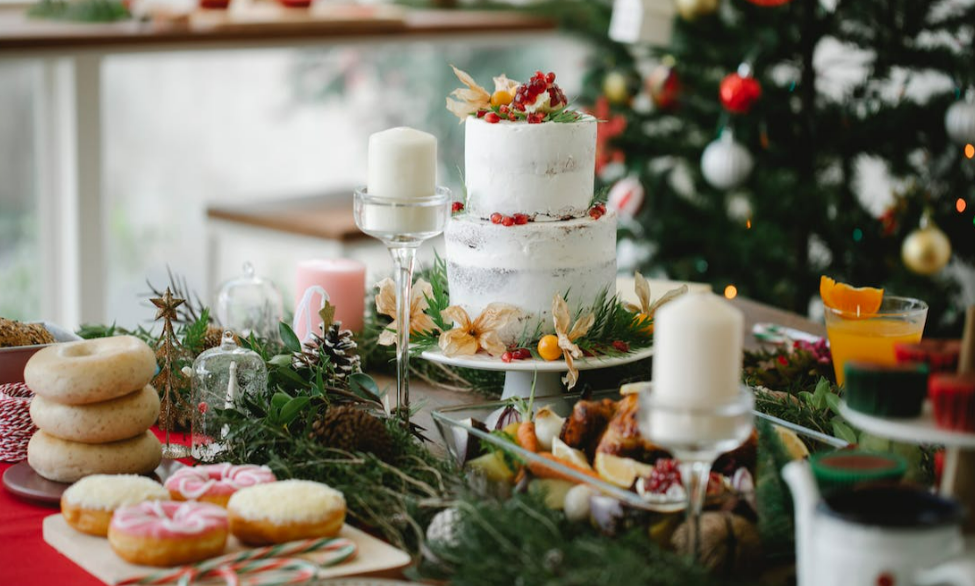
118,536,357,586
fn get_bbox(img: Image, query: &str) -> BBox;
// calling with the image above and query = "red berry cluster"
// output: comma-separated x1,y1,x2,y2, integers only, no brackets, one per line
611,340,629,353
451,201,465,214
589,202,607,220
490,213,530,226
514,71,566,114
501,348,532,363
645,459,681,494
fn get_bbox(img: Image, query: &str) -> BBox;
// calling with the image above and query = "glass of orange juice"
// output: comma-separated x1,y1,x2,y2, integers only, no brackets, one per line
824,296,928,386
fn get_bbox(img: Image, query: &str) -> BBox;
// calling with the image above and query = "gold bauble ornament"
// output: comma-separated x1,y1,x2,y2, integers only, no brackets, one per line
901,222,951,275
675,0,721,21
602,71,632,105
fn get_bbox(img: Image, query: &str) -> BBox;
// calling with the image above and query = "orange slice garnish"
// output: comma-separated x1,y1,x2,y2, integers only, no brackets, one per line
820,275,884,315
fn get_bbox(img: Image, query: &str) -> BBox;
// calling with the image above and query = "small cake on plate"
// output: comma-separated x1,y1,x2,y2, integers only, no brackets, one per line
844,361,929,418
227,479,346,545
61,474,170,537
929,373,975,432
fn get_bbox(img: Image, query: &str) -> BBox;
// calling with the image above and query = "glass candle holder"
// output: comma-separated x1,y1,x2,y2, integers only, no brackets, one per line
353,186,450,423
638,386,755,561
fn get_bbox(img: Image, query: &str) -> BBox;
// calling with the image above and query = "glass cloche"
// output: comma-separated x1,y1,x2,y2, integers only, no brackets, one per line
190,331,267,460
215,262,284,342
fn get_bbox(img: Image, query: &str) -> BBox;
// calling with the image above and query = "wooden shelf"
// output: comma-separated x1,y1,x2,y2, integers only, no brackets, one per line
0,6,556,54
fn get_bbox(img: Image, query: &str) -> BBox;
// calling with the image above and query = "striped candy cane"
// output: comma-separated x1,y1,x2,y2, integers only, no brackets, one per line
118,537,357,586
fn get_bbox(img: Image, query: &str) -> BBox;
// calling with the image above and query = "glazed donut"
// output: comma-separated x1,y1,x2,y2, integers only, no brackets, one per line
27,429,162,483
165,463,276,508
227,480,346,545
30,385,159,444
25,336,156,405
61,474,169,537
108,500,228,567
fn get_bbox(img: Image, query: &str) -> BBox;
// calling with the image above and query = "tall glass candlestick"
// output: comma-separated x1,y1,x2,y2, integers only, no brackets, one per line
354,186,450,422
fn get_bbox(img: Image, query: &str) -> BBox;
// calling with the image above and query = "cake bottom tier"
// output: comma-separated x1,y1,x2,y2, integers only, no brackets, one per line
444,212,618,344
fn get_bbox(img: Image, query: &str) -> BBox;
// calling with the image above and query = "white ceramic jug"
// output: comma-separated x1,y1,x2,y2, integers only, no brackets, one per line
783,460,975,586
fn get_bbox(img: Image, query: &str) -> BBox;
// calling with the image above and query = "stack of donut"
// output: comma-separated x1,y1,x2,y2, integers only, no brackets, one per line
24,336,162,483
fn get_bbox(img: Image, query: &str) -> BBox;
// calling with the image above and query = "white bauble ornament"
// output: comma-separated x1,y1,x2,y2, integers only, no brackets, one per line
701,131,754,190
426,508,461,549
902,223,952,275
725,192,753,222
945,95,975,145
607,175,646,218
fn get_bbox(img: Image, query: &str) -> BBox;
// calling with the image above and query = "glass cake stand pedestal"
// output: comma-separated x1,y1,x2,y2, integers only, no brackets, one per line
419,346,655,399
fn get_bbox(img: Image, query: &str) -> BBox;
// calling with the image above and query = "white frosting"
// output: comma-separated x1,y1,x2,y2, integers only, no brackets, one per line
63,474,169,511
464,116,597,220
444,212,618,342
228,479,345,523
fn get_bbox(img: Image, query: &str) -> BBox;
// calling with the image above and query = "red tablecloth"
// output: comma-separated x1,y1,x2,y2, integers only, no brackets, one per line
0,428,191,585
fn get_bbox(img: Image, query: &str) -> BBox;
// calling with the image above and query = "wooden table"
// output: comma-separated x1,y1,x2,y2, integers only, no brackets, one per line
0,6,556,329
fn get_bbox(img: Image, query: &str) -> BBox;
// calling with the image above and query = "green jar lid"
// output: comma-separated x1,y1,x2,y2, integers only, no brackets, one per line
810,449,907,493
844,361,929,418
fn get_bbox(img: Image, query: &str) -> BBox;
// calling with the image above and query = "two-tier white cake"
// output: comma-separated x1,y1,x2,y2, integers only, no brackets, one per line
445,109,617,342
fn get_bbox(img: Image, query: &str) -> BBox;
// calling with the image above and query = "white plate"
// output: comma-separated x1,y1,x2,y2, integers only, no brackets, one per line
419,345,654,373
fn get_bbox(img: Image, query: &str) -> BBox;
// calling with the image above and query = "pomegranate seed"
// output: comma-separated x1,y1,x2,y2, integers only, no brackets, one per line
535,70,544,80
514,93,523,103
451,201,464,213
490,213,502,224
595,203,606,213
499,105,509,114
612,340,629,352
646,459,681,493
513,213,529,225
514,102,526,112
508,113,517,121
501,215,515,227
501,351,512,363
485,112,501,124
515,348,532,360
546,72,556,84
589,208,604,220
476,110,486,118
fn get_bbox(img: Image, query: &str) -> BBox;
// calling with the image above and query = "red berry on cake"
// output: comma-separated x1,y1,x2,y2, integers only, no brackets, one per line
452,201,464,213
485,112,501,124
501,215,515,227
476,110,487,118
612,340,629,353
514,213,529,225
490,213,502,224
589,207,604,220
501,352,512,363
545,72,556,84
514,348,532,360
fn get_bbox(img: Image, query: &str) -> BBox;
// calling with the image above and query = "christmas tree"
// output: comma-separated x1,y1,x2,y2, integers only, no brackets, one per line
570,0,974,334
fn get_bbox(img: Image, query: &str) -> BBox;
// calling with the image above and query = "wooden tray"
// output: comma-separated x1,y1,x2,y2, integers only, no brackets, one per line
44,514,411,584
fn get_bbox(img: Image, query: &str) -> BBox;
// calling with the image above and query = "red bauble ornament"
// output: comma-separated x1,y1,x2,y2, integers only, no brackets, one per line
647,63,681,111
745,0,793,5
720,71,762,114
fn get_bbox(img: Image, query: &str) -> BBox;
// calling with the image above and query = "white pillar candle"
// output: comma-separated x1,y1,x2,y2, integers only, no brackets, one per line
367,127,437,199
652,292,744,407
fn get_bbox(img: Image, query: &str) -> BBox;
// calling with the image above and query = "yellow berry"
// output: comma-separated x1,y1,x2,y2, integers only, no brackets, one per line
634,313,654,334
537,335,561,361
491,90,513,107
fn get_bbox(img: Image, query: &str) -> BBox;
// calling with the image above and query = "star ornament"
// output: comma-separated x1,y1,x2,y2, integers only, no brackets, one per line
151,288,185,322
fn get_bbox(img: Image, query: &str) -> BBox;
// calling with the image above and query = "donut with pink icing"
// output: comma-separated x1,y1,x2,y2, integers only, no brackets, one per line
108,500,228,567
165,463,276,508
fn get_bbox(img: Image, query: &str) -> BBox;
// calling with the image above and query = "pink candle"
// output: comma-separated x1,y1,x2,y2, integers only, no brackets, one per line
294,259,366,339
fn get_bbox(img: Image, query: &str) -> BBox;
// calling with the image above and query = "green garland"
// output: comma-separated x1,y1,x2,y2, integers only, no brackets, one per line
28,0,130,22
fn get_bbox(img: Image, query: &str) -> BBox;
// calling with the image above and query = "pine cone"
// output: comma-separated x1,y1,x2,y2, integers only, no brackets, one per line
309,405,393,462
293,322,361,383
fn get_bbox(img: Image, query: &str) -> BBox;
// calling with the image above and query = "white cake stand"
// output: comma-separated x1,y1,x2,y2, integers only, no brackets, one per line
839,401,975,499
419,346,654,399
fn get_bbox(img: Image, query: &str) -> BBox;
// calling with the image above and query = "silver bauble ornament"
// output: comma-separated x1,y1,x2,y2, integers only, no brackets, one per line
902,222,952,275
701,131,754,190
675,0,720,21
945,90,975,145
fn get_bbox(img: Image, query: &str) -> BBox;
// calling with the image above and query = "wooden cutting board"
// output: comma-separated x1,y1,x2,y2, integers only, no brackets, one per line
43,514,411,584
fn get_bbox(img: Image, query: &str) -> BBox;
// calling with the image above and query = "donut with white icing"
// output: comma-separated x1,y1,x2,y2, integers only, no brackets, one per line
25,336,157,405
31,385,159,444
227,479,346,545
165,463,276,508
61,474,169,537
108,500,228,567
